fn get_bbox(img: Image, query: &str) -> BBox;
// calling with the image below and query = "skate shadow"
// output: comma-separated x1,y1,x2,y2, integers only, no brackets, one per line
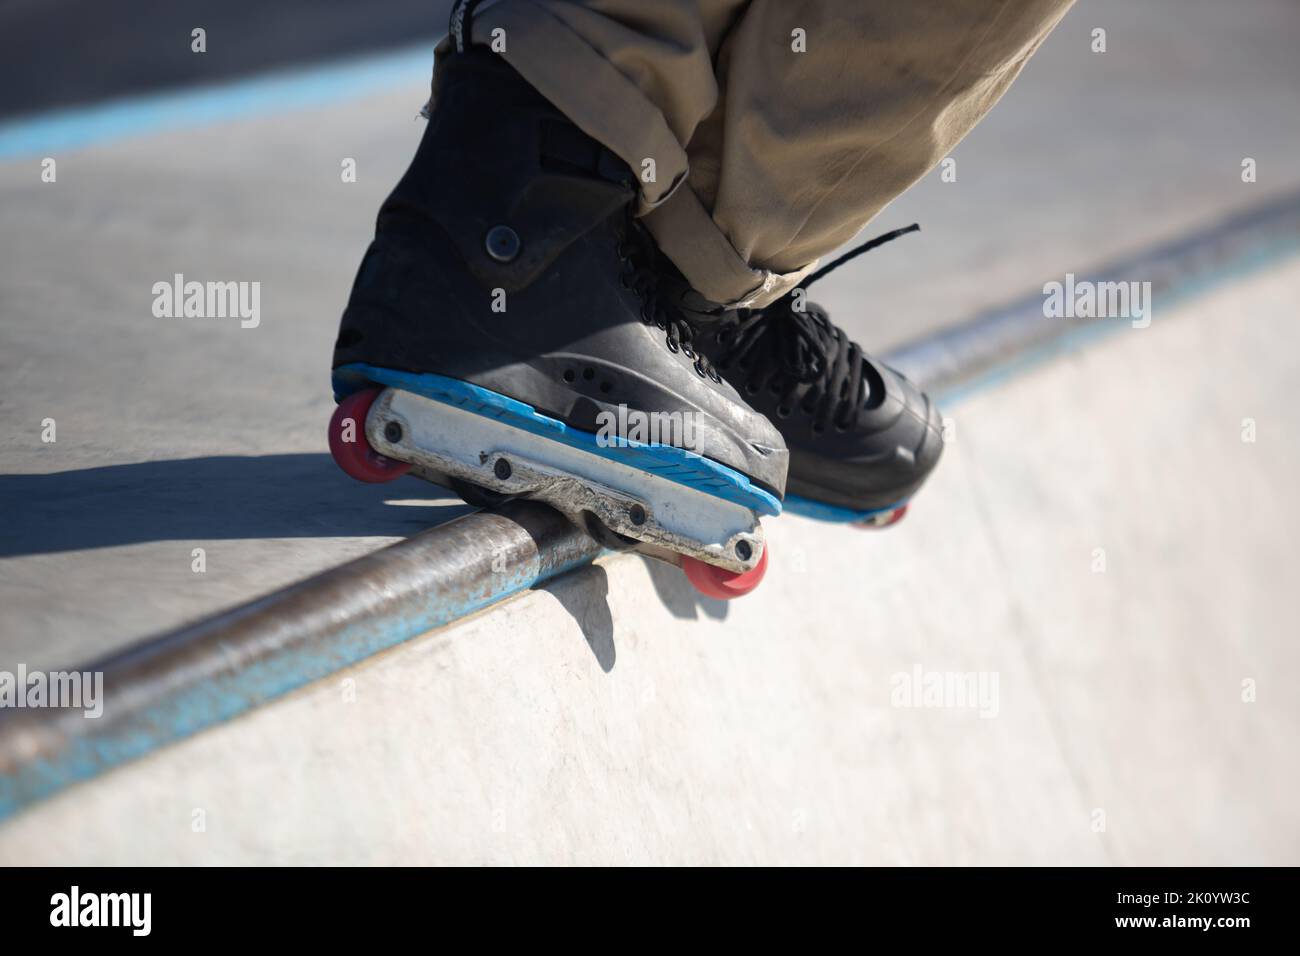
543,563,617,672
640,556,730,622
0,454,470,557
539,559,728,671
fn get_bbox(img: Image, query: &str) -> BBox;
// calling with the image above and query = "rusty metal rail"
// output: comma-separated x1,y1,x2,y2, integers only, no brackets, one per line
0,502,600,817
890,191,1300,401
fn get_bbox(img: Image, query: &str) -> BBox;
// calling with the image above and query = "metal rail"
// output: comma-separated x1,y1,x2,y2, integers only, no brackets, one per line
891,191,1300,402
0,502,600,817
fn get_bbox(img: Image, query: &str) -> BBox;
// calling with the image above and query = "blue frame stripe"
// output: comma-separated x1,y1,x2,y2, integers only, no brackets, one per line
783,495,906,523
333,363,783,517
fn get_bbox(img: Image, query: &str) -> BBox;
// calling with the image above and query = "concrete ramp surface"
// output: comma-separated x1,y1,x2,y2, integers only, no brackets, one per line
2,257,1296,865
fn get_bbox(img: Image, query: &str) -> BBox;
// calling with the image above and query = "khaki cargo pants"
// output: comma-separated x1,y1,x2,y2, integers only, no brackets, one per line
443,0,1075,307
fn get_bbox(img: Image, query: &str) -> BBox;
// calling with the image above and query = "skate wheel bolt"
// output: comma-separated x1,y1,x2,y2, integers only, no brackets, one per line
383,421,403,444
629,504,647,526
494,458,513,480
485,225,521,263
735,540,753,561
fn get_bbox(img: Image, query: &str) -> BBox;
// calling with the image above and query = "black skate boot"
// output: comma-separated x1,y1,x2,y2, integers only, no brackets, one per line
695,226,944,528
327,49,787,598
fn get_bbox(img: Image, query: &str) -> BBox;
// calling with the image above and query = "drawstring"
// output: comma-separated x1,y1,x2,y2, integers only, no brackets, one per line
801,223,920,288
713,224,920,431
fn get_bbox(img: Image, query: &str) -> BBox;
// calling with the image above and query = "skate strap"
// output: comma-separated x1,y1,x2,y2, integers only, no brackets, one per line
449,0,490,53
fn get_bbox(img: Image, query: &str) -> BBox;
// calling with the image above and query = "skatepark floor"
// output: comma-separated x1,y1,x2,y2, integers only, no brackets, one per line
1,0,1298,864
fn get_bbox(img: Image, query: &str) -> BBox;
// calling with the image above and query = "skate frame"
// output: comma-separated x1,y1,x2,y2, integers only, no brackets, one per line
366,388,765,573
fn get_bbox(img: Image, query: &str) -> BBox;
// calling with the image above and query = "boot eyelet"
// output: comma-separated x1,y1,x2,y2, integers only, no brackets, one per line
776,406,792,419
666,339,680,353
744,382,759,395
485,225,521,263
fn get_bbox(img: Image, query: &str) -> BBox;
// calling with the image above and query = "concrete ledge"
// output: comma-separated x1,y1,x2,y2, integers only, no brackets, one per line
2,197,1299,858
2,253,1296,863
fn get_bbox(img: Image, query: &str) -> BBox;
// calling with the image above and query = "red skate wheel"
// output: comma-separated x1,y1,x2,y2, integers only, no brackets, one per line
855,503,908,530
680,545,768,600
328,387,412,483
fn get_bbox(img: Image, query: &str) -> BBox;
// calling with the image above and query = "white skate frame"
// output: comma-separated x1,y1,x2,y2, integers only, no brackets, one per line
366,388,765,573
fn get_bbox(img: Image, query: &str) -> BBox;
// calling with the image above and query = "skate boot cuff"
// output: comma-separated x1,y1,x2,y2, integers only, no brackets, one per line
388,48,637,295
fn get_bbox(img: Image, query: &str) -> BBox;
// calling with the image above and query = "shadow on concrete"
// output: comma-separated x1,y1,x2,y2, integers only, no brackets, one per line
0,453,470,557
526,544,736,670
640,556,730,622
544,563,617,672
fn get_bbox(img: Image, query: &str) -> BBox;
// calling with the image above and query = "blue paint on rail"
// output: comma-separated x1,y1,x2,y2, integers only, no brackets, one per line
932,236,1300,409
0,541,592,819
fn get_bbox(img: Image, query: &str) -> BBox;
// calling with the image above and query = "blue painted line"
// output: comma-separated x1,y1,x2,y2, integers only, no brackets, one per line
333,363,784,517
0,43,436,160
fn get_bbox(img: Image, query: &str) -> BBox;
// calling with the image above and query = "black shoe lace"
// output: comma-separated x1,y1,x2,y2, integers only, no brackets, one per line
616,216,722,382
713,223,920,432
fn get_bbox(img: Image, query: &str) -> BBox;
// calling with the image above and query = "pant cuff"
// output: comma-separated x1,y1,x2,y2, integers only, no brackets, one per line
450,0,811,308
